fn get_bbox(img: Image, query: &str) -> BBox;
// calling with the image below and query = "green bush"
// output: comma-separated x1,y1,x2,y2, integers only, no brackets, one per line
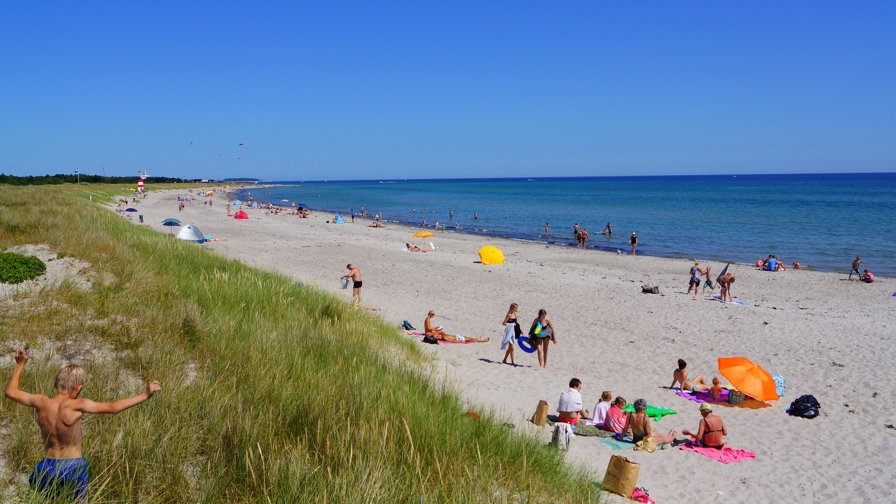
0,252,47,284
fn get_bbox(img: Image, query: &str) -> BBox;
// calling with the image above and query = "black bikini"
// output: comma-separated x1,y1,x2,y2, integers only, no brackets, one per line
701,419,725,449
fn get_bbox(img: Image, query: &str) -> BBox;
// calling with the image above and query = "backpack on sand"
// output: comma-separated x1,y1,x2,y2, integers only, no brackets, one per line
422,335,439,345
788,394,820,419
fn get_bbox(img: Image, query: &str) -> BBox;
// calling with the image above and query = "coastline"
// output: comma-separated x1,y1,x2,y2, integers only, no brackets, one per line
135,187,895,502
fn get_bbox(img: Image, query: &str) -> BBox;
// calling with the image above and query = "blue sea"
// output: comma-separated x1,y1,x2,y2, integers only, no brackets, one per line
235,173,896,277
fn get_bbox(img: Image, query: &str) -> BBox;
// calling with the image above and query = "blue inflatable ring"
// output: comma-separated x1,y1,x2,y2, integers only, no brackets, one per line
518,336,536,353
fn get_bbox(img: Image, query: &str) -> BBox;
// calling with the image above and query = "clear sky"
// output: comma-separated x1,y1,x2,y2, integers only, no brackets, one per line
2,2,894,180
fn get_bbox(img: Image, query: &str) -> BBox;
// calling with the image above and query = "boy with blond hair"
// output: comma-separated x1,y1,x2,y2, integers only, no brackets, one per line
5,347,161,501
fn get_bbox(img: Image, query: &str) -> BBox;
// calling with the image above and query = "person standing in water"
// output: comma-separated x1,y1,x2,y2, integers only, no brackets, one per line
630,232,638,255
545,222,549,238
603,222,612,234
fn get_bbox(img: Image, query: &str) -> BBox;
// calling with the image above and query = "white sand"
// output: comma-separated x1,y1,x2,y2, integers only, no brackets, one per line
130,189,896,502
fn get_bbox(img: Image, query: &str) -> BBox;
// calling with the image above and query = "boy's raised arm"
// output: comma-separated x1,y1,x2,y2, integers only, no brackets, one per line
5,347,38,407
77,381,162,414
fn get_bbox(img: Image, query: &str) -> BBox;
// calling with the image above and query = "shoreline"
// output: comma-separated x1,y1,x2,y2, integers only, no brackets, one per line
133,187,896,502
231,184,886,278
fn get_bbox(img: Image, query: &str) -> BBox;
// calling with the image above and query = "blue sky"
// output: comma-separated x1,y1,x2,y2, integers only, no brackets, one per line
1,2,894,180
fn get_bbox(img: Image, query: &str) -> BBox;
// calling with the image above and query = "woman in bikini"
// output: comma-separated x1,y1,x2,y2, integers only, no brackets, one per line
670,359,711,393
682,403,727,449
621,398,677,445
424,311,489,343
529,309,556,368
500,303,520,366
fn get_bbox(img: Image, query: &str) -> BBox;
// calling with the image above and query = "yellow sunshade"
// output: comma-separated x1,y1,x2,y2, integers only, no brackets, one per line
478,246,505,265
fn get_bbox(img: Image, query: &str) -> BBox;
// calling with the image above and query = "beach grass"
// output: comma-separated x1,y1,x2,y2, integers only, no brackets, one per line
0,184,600,503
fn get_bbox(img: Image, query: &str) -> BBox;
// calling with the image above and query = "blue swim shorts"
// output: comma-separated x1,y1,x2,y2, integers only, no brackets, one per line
29,457,89,500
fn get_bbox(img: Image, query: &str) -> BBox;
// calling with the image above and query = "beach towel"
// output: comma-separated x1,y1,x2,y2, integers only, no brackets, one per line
408,331,475,344
676,389,730,403
680,442,756,463
675,390,772,409
598,436,635,451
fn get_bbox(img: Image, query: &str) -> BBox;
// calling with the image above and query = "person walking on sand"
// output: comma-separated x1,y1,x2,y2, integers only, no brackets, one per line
849,256,861,280
702,266,714,294
500,303,520,366
687,260,704,296
341,264,363,303
5,347,161,501
529,309,557,368
630,232,638,255
682,403,727,449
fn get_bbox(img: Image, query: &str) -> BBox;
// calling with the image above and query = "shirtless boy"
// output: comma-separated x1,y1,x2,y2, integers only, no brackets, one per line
341,264,363,303
5,347,161,501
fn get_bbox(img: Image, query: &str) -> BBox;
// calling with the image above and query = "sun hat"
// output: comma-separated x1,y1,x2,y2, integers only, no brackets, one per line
699,403,712,412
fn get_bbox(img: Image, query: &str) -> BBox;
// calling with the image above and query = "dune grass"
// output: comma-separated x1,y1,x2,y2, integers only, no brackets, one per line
0,184,600,503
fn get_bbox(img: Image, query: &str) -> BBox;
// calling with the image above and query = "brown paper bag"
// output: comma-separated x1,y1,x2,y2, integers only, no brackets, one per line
530,400,549,427
602,454,639,497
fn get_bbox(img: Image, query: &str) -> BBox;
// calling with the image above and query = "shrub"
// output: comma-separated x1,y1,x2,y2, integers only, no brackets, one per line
0,252,47,284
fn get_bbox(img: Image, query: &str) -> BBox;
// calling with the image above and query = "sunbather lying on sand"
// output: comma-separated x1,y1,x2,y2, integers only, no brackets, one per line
424,311,489,343
405,243,431,252
370,221,385,228
622,398,677,445
671,359,712,393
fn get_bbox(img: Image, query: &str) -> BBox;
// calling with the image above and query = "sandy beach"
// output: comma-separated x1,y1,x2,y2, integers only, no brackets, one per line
130,189,894,502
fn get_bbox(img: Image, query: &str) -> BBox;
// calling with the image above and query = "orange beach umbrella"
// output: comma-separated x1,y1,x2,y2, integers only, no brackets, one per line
718,356,778,402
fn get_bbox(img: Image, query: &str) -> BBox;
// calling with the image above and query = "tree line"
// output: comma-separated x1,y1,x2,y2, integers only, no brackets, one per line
0,173,187,186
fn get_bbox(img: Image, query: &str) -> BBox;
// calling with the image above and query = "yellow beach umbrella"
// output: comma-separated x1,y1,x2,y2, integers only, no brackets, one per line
478,246,504,265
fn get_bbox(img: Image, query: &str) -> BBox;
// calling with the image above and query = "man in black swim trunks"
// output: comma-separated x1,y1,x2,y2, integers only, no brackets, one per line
341,264,363,303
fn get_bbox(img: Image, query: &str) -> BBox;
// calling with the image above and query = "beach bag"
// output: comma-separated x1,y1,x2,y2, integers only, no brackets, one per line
531,400,549,427
401,320,416,331
772,374,786,397
633,436,658,453
550,423,574,451
422,335,439,345
602,455,640,498
728,391,745,405
641,285,659,294
788,395,820,419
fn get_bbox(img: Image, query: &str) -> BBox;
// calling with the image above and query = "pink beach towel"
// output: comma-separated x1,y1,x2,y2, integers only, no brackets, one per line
680,442,756,463
409,331,476,344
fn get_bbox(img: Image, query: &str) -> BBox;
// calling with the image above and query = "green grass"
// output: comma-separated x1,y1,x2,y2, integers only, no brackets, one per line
0,185,600,503
0,252,46,284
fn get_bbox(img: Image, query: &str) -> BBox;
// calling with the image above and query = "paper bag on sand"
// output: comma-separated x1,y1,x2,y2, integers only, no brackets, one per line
602,454,639,497
531,400,549,427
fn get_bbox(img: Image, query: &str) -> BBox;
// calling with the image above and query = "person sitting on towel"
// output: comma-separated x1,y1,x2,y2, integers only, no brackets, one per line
556,378,589,425
590,391,613,426
682,403,727,449
621,398,677,445
670,359,712,393
423,311,488,343
603,396,627,433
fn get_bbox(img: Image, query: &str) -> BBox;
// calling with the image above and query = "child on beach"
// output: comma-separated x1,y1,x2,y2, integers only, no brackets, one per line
710,377,723,399
5,347,162,501
702,266,714,294
590,391,613,426
861,269,875,283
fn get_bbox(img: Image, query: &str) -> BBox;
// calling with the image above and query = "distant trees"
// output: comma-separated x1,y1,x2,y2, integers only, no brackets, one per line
0,174,187,185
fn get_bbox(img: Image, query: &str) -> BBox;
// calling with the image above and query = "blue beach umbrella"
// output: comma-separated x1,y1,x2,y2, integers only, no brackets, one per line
162,218,182,234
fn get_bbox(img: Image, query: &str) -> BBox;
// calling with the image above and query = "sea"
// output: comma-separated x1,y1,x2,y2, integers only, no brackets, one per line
234,173,896,277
